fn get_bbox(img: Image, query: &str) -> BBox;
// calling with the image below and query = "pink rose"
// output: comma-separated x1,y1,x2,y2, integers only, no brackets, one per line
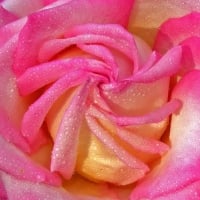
0,0,200,199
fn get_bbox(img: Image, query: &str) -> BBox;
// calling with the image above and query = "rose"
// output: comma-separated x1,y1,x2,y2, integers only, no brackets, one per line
0,0,200,200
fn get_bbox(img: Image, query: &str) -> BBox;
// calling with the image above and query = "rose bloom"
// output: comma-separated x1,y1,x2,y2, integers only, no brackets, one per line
1,0,200,199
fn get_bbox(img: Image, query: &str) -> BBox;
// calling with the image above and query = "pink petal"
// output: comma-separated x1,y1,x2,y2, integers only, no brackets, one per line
17,58,90,95
13,0,134,75
0,110,30,152
106,99,181,126
21,70,86,145
0,171,112,200
180,36,200,69
100,78,170,143
154,12,200,54
78,44,119,80
131,46,182,82
0,31,30,152
51,80,91,179
1,0,43,17
0,135,61,186
89,105,169,155
39,30,136,69
130,70,200,199
86,112,149,173
0,5,17,27
0,17,26,47
64,23,139,70
116,127,169,155
154,180,200,200
129,0,200,46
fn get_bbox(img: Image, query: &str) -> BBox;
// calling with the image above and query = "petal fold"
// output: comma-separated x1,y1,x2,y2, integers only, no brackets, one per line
130,70,200,199
0,135,61,186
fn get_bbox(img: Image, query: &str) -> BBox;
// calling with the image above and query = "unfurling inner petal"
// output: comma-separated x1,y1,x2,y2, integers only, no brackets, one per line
51,80,92,179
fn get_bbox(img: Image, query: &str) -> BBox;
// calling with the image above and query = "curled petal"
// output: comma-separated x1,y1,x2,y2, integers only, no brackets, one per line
0,33,30,152
1,0,44,17
0,170,113,200
131,70,200,199
65,23,139,70
129,0,200,46
153,180,200,200
0,110,30,152
13,0,134,75
0,135,61,186
116,128,169,155
131,46,182,82
180,36,200,68
39,33,135,67
78,44,119,80
0,5,18,27
154,12,200,54
18,58,111,96
89,105,169,155
105,99,181,126
51,80,91,179
21,70,86,145
86,114,149,172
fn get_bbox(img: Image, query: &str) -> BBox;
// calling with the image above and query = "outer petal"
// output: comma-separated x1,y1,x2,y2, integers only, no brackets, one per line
0,135,61,186
154,12,200,53
13,0,134,75
1,0,43,17
180,37,200,69
128,0,200,46
154,13,200,70
130,70,200,199
0,5,17,27
0,33,32,152
0,171,116,200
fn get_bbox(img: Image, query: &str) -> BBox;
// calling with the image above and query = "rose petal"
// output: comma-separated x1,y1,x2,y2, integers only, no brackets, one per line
154,12,200,54
0,17,26,47
1,0,43,17
180,36,200,69
64,174,118,199
0,110,30,152
88,105,169,155
131,46,182,82
86,114,149,172
0,32,31,151
77,123,149,185
17,58,90,95
105,99,181,126
0,135,61,186
51,80,91,179
153,180,200,200
0,170,113,200
0,5,17,27
13,0,134,75
64,23,139,70
130,70,200,199
78,44,119,80
21,70,87,145
128,0,200,46
39,30,136,70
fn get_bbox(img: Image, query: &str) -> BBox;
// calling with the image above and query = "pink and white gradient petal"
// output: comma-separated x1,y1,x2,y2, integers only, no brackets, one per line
130,70,200,199
51,80,91,179
0,135,61,186
0,170,116,200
